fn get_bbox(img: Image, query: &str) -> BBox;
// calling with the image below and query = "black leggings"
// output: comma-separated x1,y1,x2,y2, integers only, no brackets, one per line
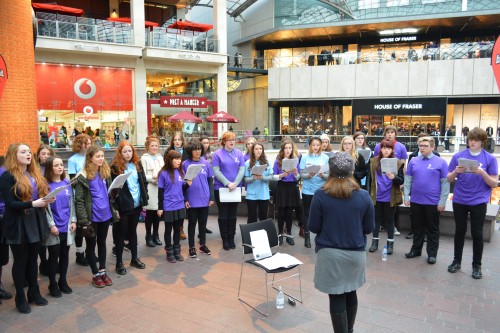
278,207,293,235
247,199,269,223
145,209,161,236
85,221,110,275
113,210,140,264
10,242,41,294
164,219,182,248
187,207,209,248
47,233,70,283
329,290,358,314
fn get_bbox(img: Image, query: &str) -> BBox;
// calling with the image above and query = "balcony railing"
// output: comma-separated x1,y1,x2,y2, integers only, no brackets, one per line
36,12,133,44
146,27,218,53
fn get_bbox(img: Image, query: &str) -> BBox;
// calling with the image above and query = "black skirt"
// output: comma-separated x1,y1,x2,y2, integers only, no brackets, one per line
163,208,186,223
275,181,301,208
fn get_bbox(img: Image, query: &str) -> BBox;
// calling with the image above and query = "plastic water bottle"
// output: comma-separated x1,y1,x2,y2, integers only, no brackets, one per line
276,285,284,309
382,246,388,261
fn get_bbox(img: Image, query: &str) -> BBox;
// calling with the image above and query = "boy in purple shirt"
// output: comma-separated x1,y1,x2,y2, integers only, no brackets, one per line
404,136,449,264
446,128,498,279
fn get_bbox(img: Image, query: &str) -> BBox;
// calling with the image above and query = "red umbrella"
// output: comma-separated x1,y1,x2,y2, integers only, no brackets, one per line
168,111,202,124
32,3,84,16
168,20,213,33
107,17,159,28
205,111,239,123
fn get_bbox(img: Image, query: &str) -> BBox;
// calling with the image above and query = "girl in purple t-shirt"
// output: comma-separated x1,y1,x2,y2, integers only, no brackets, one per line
158,150,191,263
182,141,214,258
367,139,404,255
44,156,77,297
74,146,117,289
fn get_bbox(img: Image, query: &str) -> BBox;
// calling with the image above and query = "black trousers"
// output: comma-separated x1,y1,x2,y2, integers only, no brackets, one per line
373,201,395,239
187,207,209,248
47,233,70,283
10,242,41,294
302,194,314,234
214,190,239,239
444,139,450,151
410,203,440,257
145,209,161,237
113,210,140,264
278,207,293,235
246,199,269,223
164,219,182,248
85,221,110,275
452,202,487,267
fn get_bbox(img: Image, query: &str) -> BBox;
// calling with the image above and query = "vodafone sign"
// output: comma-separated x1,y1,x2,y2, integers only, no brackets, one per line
36,64,133,113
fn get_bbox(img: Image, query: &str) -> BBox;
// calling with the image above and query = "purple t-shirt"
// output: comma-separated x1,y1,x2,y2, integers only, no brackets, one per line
212,148,245,190
448,149,498,205
406,155,448,205
49,179,71,232
374,141,408,161
273,159,300,182
89,174,112,222
182,159,213,208
158,169,185,211
376,172,393,202
243,153,250,163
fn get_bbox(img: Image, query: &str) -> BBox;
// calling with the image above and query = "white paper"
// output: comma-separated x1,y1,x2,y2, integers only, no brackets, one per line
324,151,335,158
305,164,321,175
254,253,303,270
357,149,371,161
108,172,132,194
250,229,272,260
184,164,204,180
251,164,267,176
219,187,242,202
381,158,398,174
458,158,479,173
44,184,71,200
319,164,329,174
282,158,298,172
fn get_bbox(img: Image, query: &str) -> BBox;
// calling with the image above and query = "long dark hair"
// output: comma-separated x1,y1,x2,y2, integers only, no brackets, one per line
248,143,267,170
44,156,67,182
160,149,184,182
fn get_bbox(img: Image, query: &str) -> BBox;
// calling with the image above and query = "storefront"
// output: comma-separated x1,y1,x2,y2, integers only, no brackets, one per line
36,63,135,146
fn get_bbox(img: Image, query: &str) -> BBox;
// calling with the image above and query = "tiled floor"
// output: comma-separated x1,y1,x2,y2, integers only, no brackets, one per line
0,216,499,332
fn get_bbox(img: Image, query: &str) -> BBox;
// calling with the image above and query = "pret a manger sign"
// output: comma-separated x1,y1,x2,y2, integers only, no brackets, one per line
160,96,208,108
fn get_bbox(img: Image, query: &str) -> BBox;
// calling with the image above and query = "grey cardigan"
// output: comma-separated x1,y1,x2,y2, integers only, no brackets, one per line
44,189,77,246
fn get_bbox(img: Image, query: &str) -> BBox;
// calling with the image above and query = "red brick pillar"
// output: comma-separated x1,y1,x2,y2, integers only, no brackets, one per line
0,1,39,157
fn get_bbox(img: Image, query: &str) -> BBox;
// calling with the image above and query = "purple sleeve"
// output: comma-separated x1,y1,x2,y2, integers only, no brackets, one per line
206,160,214,177
273,160,280,174
238,151,245,167
373,143,380,157
212,150,221,167
440,159,448,178
486,154,498,175
448,155,458,173
182,160,188,174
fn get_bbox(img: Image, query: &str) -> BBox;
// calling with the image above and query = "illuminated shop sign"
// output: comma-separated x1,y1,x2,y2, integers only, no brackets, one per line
379,36,418,43
353,98,446,116
160,96,208,108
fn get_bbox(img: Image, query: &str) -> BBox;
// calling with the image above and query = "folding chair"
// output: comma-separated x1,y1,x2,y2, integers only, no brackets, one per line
237,218,302,316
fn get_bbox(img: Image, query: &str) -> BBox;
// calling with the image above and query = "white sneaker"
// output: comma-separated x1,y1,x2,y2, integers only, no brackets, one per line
394,228,400,236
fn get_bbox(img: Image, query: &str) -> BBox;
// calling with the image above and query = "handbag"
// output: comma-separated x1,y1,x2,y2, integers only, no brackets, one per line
76,224,95,238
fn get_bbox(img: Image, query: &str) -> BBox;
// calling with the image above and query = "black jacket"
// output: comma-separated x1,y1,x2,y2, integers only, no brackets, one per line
110,163,148,215
0,171,50,244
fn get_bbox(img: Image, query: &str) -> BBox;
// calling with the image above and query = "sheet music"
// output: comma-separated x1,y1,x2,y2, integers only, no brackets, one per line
250,229,272,260
381,158,398,174
305,164,321,175
44,184,71,200
458,158,479,173
254,253,303,270
184,164,204,180
219,187,242,202
282,158,298,172
251,164,267,176
108,172,132,194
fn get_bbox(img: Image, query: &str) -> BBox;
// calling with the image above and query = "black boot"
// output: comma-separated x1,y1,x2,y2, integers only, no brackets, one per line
165,247,176,263
369,239,379,252
15,293,31,314
331,311,348,333
153,233,162,246
27,286,48,306
228,218,237,249
48,282,62,298
304,232,311,248
58,279,73,294
75,252,89,266
173,245,184,261
346,304,358,333
145,233,155,247
218,219,230,250
39,260,48,276
387,241,394,255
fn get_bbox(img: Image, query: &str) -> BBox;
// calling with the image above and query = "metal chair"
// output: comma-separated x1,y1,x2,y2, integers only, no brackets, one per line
237,218,302,316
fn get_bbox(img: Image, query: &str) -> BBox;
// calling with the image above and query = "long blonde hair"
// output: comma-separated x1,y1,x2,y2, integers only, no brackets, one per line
4,143,49,201
84,146,111,180
340,136,359,165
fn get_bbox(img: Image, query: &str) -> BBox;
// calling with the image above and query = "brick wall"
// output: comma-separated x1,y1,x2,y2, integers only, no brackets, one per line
0,1,39,157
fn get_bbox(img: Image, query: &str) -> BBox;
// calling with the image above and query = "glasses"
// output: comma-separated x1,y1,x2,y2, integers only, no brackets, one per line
343,142,353,145
193,148,202,151
418,145,430,149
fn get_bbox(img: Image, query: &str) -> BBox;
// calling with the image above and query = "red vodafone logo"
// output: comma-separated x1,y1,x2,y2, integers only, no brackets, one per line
74,78,96,99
